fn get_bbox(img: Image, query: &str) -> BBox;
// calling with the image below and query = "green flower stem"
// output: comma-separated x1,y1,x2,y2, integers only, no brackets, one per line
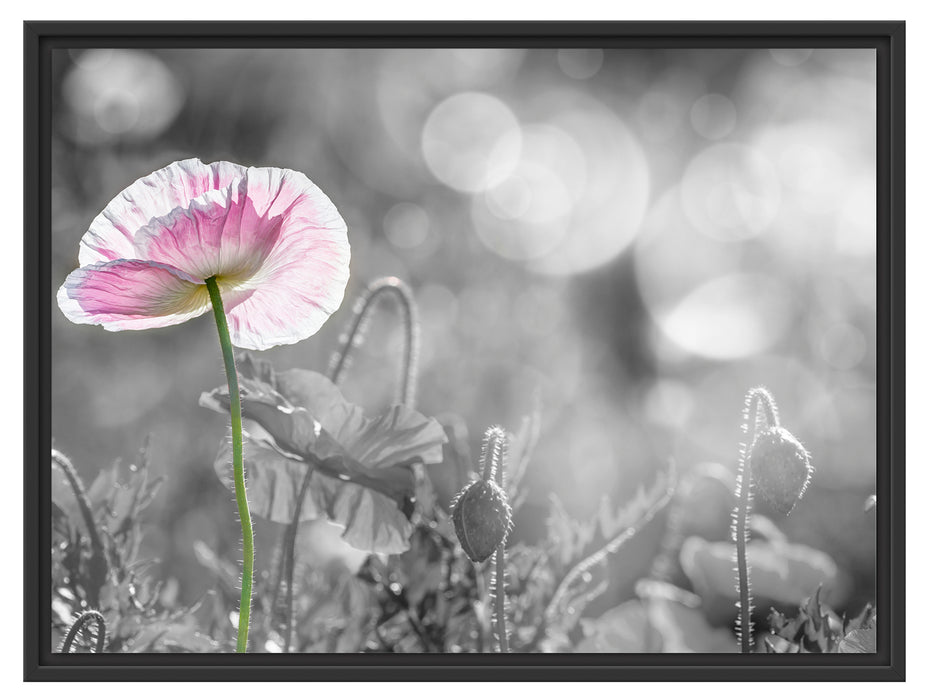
205,276,253,653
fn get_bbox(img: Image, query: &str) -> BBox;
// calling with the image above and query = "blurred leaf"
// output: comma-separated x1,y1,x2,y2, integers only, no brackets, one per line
295,568,376,653
201,362,447,554
52,501,72,539
644,597,736,653
398,526,446,609
84,459,163,540
191,540,239,595
635,578,702,608
680,536,838,606
543,465,676,633
578,595,736,654
214,437,415,554
576,599,650,652
545,495,598,568
427,415,473,513
128,617,219,653
505,390,542,506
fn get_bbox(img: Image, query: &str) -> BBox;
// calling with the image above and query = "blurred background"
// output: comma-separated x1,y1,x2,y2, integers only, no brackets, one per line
50,47,877,627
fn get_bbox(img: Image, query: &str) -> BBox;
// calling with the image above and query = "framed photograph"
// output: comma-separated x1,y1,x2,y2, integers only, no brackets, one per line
24,21,905,681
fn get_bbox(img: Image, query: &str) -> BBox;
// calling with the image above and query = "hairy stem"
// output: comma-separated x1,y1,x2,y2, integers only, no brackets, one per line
273,280,422,651
51,449,109,608
480,426,507,483
734,387,779,653
493,547,509,653
328,277,419,406
206,276,253,653
279,464,314,652
489,427,510,652
59,610,106,653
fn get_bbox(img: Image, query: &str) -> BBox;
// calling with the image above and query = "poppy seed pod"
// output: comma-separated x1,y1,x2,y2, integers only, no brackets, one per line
750,426,813,515
451,479,512,563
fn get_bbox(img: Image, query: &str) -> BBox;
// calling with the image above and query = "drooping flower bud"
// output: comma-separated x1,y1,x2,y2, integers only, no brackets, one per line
750,426,813,515
451,478,512,563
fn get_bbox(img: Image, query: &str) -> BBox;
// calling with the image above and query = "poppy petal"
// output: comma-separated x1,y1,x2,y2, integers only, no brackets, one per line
78,158,246,266
221,168,350,349
57,258,211,331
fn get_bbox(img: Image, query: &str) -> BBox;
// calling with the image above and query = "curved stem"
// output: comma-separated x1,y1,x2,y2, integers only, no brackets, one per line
734,462,753,653
206,276,253,653
59,610,106,653
275,277,420,650
479,426,507,483
51,450,109,607
491,434,509,653
328,277,419,407
734,387,779,653
746,387,779,432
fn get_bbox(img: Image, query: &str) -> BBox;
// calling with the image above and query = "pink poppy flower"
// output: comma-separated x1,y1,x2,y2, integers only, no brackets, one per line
57,158,351,350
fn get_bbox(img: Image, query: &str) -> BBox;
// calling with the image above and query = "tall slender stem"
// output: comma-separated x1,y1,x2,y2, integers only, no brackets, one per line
734,387,778,653
206,276,253,653
279,465,314,652
734,458,753,654
493,547,509,652
269,277,423,650
492,432,509,653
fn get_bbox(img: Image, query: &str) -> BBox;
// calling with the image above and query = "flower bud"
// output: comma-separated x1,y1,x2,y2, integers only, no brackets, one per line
451,479,511,563
750,426,813,515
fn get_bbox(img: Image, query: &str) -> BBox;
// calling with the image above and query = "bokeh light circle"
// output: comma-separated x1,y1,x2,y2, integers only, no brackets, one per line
473,124,586,261
525,98,650,275
681,142,781,242
656,273,793,360
689,94,737,140
819,322,867,371
383,202,431,250
62,49,184,145
769,49,814,67
635,188,743,313
557,49,605,80
421,92,522,193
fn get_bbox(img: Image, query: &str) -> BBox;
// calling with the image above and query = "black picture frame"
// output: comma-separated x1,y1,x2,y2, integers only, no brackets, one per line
24,20,905,681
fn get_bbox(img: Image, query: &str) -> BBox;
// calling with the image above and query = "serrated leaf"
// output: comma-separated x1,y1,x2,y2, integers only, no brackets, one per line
845,603,875,633
838,627,875,653
545,494,598,567
505,391,542,502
